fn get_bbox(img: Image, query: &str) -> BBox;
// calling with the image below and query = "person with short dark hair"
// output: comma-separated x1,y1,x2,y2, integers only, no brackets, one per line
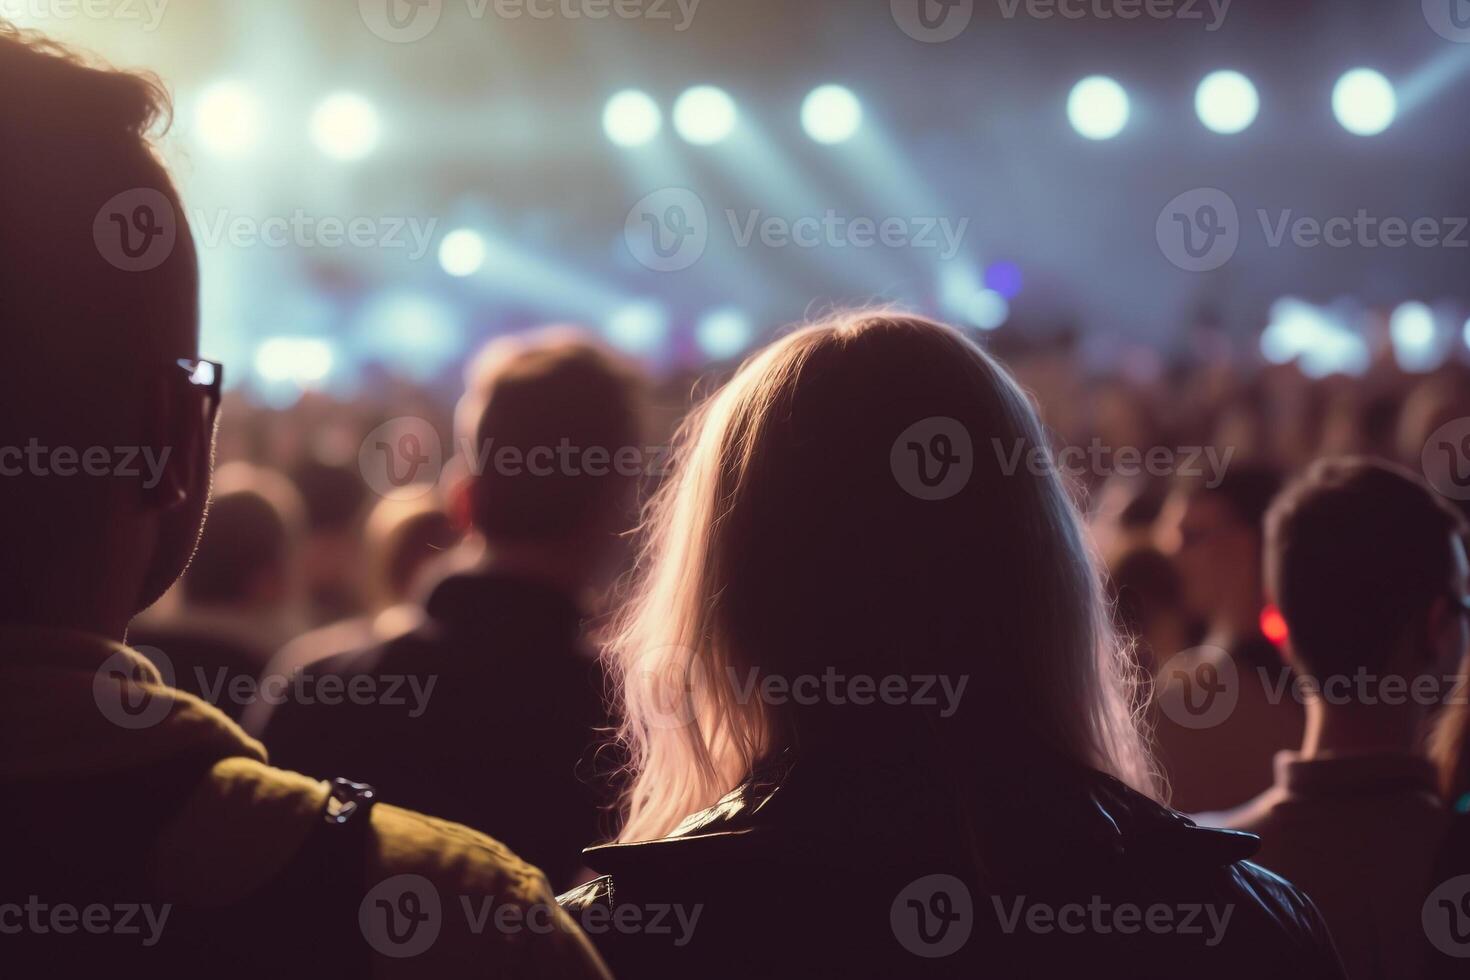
263,327,644,890
1200,458,1470,980
0,22,608,978
1153,465,1306,812
129,464,307,721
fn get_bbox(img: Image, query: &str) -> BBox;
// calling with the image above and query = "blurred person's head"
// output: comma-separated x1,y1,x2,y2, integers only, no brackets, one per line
1267,458,1468,715
180,464,303,611
363,494,461,610
452,327,645,595
607,312,1156,843
1108,545,1191,676
0,24,211,638
288,457,369,620
1160,465,1282,638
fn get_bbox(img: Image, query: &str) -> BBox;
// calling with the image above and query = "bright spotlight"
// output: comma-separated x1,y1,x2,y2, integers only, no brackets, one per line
1333,69,1396,136
696,308,754,360
1463,317,1470,351
801,85,863,145
606,302,669,354
254,337,334,385
673,86,737,146
603,90,661,147
194,81,263,157
438,229,487,278
311,92,382,161
1390,301,1440,372
1067,76,1129,140
1195,70,1259,134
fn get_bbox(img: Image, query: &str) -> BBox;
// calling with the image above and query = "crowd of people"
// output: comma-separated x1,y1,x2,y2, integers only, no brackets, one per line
6,18,1470,980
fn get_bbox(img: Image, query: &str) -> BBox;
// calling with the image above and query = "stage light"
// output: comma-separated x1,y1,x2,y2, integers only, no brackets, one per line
801,85,863,145
1390,301,1440,372
438,229,487,278
1333,69,1395,136
603,90,662,147
1195,70,1258,135
310,92,381,161
606,302,669,354
1463,316,1470,351
673,86,737,146
983,261,1024,300
696,307,754,360
194,81,263,158
964,289,1010,330
254,337,334,385
1067,76,1129,140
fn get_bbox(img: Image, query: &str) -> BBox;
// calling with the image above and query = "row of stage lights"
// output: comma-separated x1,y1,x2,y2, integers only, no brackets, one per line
607,69,1399,147
190,66,1401,162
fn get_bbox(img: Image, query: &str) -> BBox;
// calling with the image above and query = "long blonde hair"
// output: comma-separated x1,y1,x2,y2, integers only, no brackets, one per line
606,312,1158,842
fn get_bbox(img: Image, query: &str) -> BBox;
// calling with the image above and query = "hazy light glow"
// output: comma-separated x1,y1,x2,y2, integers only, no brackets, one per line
1195,70,1259,134
1260,298,1369,378
984,261,1024,299
801,85,863,144
696,308,754,360
606,302,669,354
673,86,738,145
254,337,334,384
603,90,662,147
1067,76,1130,140
438,229,487,277
194,81,263,157
1333,69,1396,136
1390,301,1441,373
311,92,382,161
355,293,464,381
966,289,1010,331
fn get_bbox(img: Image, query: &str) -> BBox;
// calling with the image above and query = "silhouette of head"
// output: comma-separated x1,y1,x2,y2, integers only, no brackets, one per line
1267,457,1469,684
453,327,644,583
608,313,1155,841
181,465,304,610
0,23,208,634
1163,465,1282,625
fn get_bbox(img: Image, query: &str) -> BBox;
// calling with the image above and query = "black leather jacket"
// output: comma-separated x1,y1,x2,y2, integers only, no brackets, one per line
560,755,1345,979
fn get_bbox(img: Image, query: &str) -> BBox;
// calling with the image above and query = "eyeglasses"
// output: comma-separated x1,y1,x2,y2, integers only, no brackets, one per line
176,358,224,422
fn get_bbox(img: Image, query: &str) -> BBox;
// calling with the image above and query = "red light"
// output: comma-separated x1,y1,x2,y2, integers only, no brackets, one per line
1260,605,1289,646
